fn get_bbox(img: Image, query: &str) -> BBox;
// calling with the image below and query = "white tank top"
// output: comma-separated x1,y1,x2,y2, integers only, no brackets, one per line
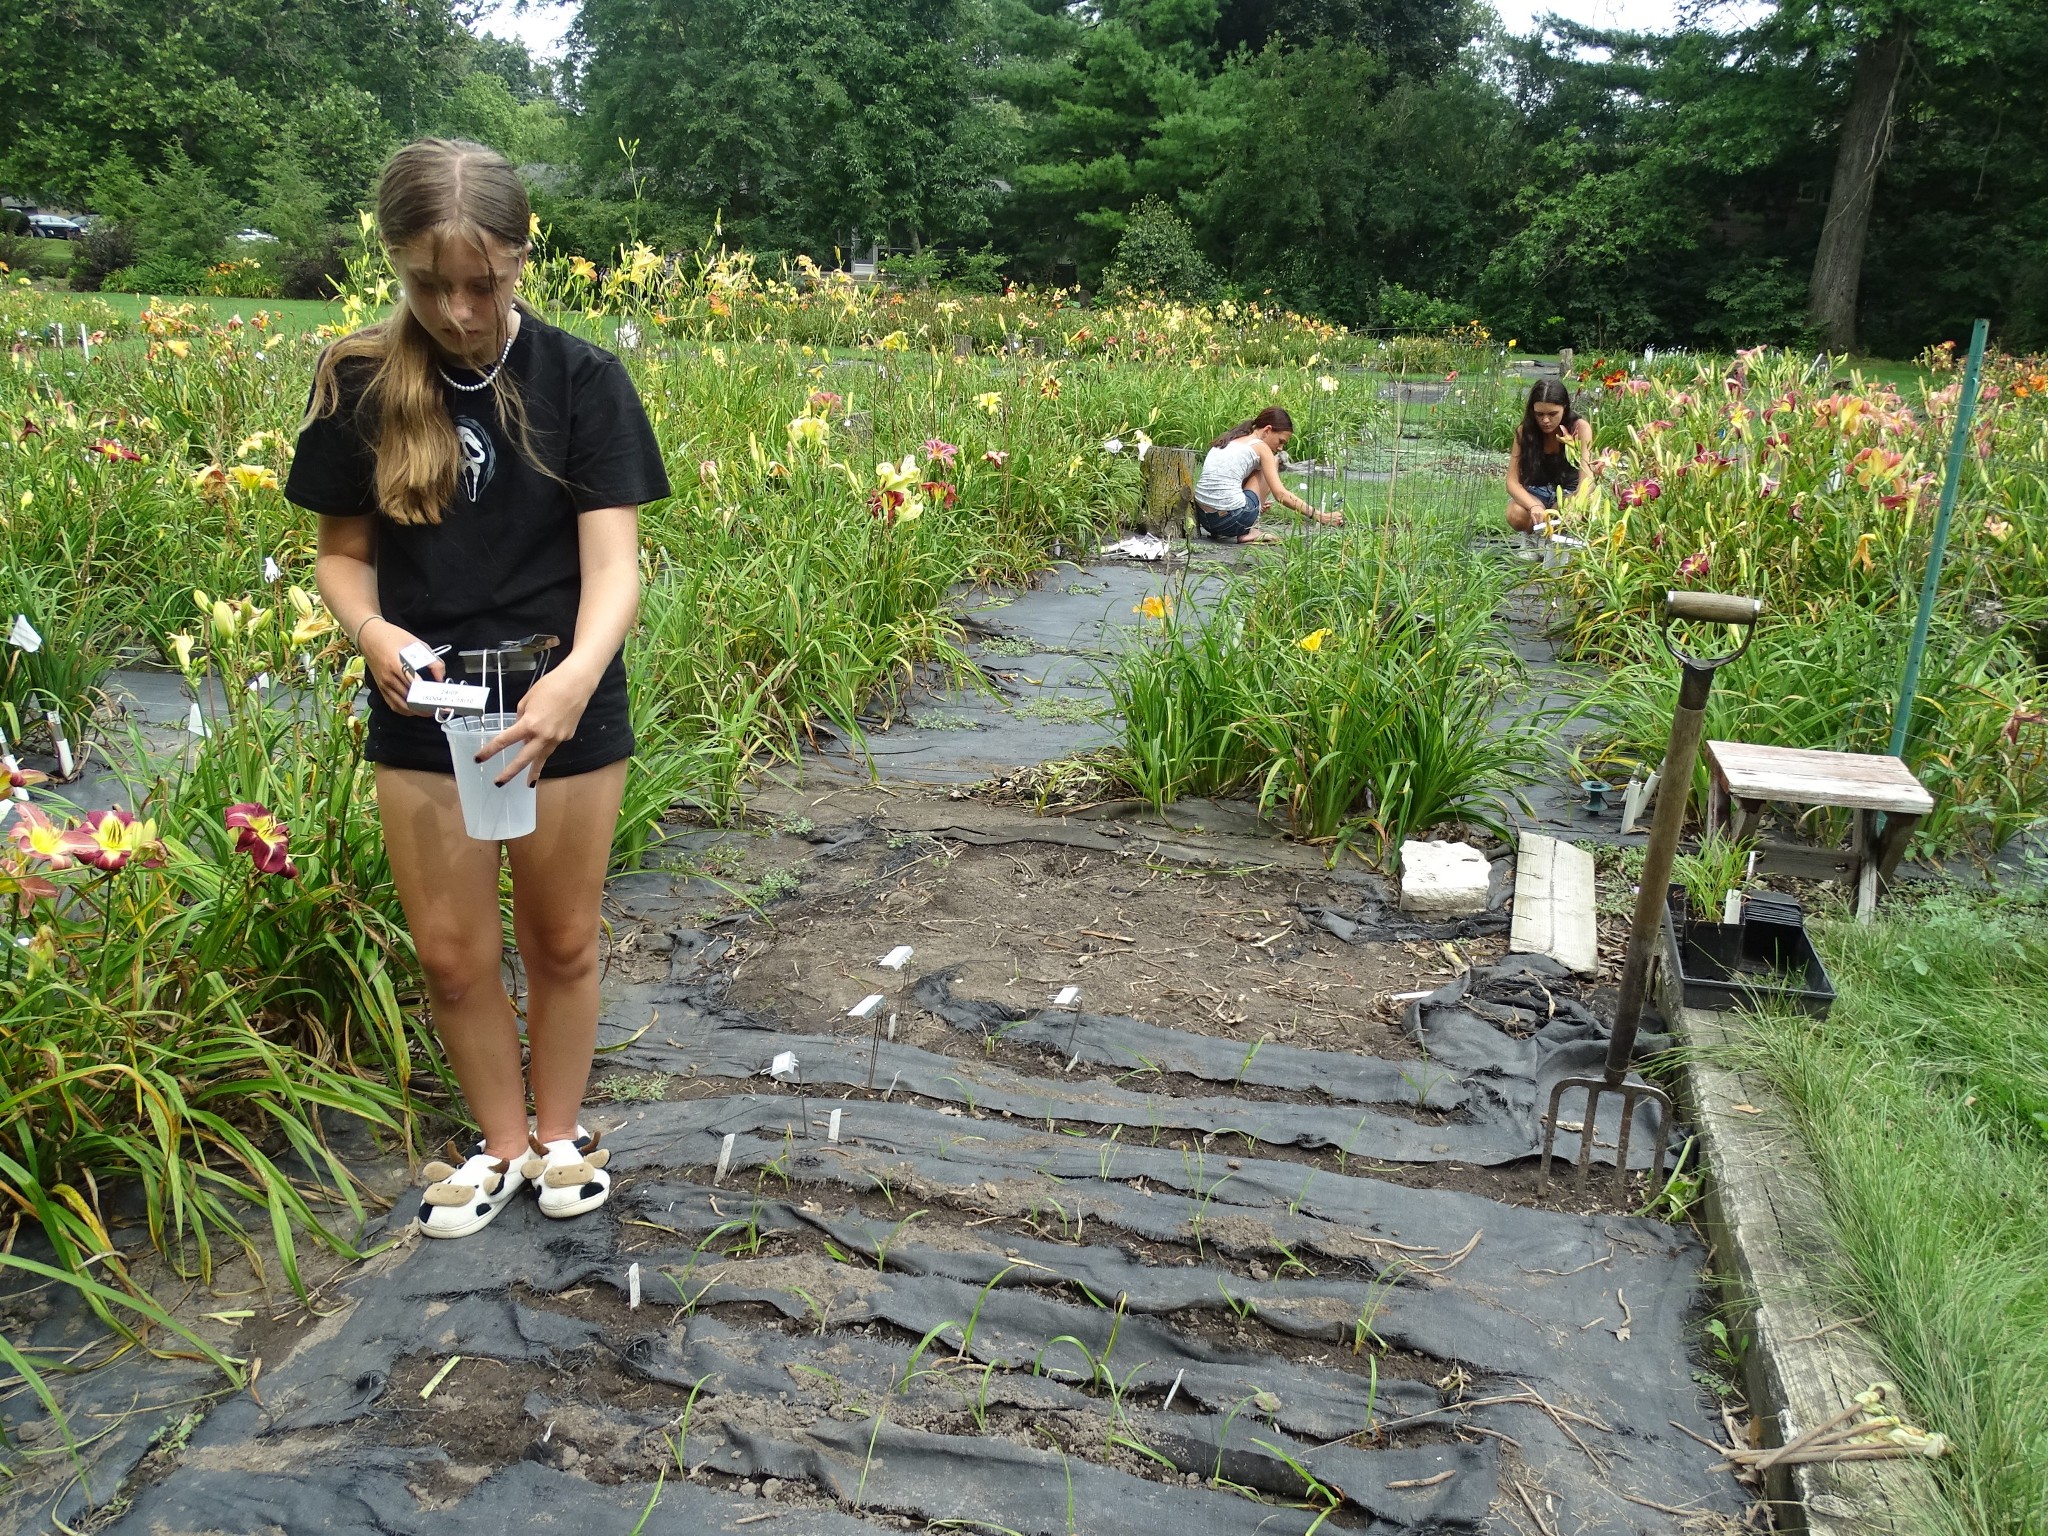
1194,437,1262,511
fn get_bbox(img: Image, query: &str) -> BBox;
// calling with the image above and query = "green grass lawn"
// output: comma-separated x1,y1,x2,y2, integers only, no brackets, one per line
87,291,340,332
1731,889,2048,1536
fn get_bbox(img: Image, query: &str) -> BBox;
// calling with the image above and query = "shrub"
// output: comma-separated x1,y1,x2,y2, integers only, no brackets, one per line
103,255,212,296
67,221,136,292
1098,196,1221,305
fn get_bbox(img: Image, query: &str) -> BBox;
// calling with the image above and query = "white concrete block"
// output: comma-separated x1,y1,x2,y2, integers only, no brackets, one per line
1398,839,1491,917
1509,833,1599,975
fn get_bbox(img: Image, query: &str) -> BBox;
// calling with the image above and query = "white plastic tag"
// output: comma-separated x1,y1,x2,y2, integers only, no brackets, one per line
406,679,490,714
8,614,42,653
878,945,914,971
262,556,281,583
768,1050,799,1080
398,640,442,675
848,994,885,1019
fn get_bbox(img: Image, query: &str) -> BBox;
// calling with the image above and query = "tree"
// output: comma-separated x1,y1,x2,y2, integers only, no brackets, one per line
131,145,240,266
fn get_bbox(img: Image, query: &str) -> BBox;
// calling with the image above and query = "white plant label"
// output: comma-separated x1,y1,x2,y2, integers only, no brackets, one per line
878,945,914,971
8,614,42,653
827,1109,842,1143
405,679,490,714
848,993,885,1019
44,711,71,778
186,702,208,738
1724,890,1743,926
262,556,281,583
714,1132,736,1183
1053,986,1081,1008
768,1050,799,1080
249,672,270,691
398,640,443,675
627,1262,641,1310
0,799,14,825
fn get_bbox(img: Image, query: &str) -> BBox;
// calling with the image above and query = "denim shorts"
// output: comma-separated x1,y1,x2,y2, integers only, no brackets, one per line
1527,484,1559,509
1195,489,1261,540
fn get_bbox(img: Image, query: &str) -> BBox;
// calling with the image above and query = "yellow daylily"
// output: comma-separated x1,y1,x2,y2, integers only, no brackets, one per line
169,632,197,671
975,392,1003,415
1297,628,1334,653
787,415,830,449
1133,595,1170,620
229,463,278,492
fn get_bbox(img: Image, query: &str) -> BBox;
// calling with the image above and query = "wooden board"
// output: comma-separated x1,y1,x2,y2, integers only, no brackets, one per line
1508,833,1598,975
1706,741,1933,815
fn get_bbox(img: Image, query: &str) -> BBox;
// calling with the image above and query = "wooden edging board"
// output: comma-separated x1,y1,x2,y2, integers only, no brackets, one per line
1658,956,1933,1534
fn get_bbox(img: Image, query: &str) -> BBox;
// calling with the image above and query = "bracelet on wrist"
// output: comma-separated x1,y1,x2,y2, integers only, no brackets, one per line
353,613,387,649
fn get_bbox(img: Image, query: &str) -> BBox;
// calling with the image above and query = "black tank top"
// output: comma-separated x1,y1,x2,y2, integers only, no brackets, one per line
1520,424,1581,490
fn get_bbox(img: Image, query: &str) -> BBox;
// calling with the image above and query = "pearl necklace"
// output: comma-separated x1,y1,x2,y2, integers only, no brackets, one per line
438,331,515,393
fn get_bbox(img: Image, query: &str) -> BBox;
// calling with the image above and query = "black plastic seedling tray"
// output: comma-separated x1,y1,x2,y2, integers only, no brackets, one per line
1663,890,1836,1017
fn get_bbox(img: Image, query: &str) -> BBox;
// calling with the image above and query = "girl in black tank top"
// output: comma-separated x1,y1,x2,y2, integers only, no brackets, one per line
1506,378,1592,535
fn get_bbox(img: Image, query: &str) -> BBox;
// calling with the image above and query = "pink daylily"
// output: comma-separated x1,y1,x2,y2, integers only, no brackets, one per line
225,802,298,879
983,449,1009,466
9,805,93,870
922,438,960,468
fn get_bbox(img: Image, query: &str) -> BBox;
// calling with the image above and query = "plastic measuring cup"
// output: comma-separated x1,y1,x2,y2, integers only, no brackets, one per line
441,712,537,841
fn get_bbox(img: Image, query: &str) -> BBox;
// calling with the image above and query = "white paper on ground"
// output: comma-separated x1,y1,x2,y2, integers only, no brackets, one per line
1098,534,1172,562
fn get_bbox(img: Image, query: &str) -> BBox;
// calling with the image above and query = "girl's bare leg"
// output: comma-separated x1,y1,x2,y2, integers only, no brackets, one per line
507,760,628,1145
376,766,528,1161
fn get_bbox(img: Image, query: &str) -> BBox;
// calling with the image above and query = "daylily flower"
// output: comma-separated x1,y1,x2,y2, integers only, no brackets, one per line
1317,375,1339,394
1676,552,1711,580
19,416,40,439
9,806,91,870
983,449,1010,466
1618,479,1663,508
0,855,60,908
1985,516,2013,543
1297,628,1333,653
1133,595,1170,620
78,808,165,872
975,392,1004,416
807,390,843,413
192,464,229,498
569,256,598,283
699,459,720,486
1853,532,1877,571
6,762,50,791
922,438,960,468
169,632,197,671
920,480,958,509
229,463,279,492
92,438,140,462
1038,375,1061,401
225,802,297,879
2002,708,2044,746
1133,429,1153,461
288,587,335,645
787,415,830,448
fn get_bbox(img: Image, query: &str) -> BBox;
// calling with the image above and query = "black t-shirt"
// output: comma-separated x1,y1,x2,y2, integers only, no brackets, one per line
286,313,671,777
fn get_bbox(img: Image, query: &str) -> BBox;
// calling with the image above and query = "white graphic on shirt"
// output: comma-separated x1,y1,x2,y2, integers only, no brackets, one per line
454,417,496,502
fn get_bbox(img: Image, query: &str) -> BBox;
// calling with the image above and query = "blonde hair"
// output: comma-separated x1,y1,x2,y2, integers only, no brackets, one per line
307,139,552,526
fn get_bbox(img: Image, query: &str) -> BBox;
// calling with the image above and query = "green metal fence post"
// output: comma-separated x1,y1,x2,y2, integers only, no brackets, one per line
1888,319,1989,760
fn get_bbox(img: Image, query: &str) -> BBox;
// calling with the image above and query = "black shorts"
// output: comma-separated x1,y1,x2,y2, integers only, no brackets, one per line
364,654,634,780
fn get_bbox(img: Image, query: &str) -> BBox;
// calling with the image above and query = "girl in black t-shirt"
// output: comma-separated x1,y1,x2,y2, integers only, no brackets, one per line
1505,379,1593,535
288,139,671,1240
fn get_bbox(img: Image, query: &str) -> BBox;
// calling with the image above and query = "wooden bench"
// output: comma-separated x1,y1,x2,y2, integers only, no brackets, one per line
1703,741,1934,919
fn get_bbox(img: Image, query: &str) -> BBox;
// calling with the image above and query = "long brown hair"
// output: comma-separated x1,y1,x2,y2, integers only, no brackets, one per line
306,139,550,526
1516,379,1582,482
1210,405,1293,451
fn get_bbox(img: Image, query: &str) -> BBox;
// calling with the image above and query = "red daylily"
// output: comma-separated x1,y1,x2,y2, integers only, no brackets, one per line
920,480,959,508
2004,710,2045,747
1618,478,1663,508
79,808,165,872
91,438,141,462
20,416,41,439
808,390,843,413
0,854,60,909
1677,552,1711,580
224,801,298,879
6,763,51,791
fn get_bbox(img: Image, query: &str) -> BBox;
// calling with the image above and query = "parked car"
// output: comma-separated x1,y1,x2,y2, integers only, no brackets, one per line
234,228,279,244
26,214,83,239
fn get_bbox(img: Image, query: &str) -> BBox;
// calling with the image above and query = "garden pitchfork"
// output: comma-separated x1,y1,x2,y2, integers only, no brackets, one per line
1542,589,1762,1186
